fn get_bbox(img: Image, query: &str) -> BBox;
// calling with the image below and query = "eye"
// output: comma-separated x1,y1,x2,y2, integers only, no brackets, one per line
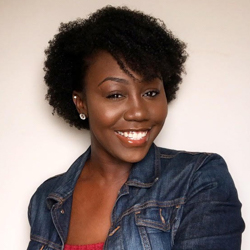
106,93,123,99
143,90,160,97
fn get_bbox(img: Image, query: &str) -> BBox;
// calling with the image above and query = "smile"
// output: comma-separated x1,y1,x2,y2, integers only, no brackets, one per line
116,130,148,140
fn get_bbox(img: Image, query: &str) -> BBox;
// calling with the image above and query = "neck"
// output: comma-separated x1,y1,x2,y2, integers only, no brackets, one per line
80,149,132,185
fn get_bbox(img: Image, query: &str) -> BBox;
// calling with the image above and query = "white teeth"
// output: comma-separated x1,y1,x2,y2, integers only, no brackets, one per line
117,131,148,140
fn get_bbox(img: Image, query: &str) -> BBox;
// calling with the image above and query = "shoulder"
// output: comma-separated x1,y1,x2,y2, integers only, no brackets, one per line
28,148,91,227
158,146,228,171
158,146,227,171
30,173,64,202
28,173,64,226
158,146,223,163
161,149,245,248
28,148,90,219
157,146,237,200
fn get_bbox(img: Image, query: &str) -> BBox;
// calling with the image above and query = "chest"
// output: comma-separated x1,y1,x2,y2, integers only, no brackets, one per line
66,181,121,245
29,176,187,250
66,180,184,249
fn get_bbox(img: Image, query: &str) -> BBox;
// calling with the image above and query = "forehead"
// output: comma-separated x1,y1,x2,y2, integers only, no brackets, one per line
84,51,137,85
86,51,124,76
84,50,159,86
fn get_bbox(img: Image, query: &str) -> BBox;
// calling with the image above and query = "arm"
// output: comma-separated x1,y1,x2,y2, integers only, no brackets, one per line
173,154,245,250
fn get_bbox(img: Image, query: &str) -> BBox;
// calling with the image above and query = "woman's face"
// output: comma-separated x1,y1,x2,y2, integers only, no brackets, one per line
75,51,168,164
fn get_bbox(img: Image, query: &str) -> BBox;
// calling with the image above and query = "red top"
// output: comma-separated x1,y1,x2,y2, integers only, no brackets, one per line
64,243,104,250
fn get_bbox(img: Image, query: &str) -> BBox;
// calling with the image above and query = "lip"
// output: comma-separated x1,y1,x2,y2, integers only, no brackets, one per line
115,128,151,146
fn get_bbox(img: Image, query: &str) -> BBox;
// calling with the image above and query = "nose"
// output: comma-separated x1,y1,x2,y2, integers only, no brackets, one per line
123,96,149,122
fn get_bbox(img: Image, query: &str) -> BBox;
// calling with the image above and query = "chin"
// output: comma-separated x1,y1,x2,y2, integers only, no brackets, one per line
119,147,150,164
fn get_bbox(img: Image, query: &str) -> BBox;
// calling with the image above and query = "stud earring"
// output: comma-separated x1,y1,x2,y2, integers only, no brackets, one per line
79,113,86,120
73,96,77,99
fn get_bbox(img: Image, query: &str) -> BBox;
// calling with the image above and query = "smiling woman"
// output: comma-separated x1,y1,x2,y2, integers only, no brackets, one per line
73,51,167,164
27,6,244,250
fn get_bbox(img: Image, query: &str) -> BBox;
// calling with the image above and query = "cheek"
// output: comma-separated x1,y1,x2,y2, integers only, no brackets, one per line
162,103,168,120
152,98,168,123
87,102,123,128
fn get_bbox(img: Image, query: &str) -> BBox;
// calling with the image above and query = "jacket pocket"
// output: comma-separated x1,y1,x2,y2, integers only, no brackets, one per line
134,206,181,250
135,207,175,233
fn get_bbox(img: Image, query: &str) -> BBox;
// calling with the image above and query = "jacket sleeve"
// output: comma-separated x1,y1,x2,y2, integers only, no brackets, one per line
172,154,245,250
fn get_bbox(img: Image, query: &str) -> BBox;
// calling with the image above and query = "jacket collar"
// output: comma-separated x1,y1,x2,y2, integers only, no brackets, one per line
46,144,160,208
126,143,161,187
46,147,91,209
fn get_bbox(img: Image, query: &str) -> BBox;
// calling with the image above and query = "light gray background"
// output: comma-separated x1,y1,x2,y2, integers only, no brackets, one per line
0,0,249,249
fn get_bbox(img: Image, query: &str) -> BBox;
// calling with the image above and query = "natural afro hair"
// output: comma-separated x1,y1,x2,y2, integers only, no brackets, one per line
44,5,187,130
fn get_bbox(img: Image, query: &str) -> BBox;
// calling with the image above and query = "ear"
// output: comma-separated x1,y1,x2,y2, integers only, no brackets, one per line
72,91,88,117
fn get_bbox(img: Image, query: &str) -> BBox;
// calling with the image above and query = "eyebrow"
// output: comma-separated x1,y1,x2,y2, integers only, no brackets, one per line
98,77,129,86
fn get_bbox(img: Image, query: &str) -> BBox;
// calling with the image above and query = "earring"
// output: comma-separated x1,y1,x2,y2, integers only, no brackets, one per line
73,96,77,99
79,113,86,120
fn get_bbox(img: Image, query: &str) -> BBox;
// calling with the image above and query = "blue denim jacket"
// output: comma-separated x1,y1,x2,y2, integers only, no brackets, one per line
27,144,244,250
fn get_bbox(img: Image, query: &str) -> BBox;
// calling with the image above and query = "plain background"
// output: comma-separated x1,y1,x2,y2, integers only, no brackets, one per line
0,0,249,249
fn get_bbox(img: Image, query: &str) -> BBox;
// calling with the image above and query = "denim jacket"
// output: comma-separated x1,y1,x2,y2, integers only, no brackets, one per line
27,144,244,250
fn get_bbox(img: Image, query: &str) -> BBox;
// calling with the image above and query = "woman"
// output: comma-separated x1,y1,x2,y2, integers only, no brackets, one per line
27,6,244,250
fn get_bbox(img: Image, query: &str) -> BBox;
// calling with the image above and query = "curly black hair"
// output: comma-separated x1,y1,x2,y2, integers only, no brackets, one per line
44,6,187,130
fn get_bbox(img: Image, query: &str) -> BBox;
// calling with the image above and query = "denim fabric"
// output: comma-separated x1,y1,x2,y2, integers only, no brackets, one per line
27,144,244,250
